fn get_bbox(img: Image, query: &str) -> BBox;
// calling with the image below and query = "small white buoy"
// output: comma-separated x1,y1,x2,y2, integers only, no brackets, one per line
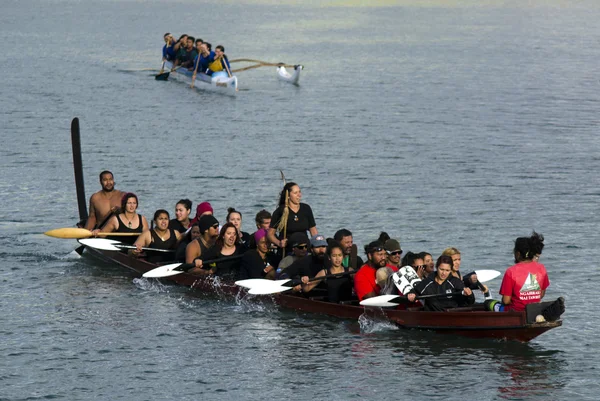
535,315,546,323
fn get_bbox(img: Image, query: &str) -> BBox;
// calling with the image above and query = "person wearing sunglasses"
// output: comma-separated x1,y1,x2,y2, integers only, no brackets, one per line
383,239,402,268
276,232,310,277
354,241,399,301
280,234,329,284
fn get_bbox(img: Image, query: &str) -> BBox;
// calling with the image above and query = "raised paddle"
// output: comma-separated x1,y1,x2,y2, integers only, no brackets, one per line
245,271,355,295
143,254,246,278
78,238,175,253
360,291,466,307
45,227,140,239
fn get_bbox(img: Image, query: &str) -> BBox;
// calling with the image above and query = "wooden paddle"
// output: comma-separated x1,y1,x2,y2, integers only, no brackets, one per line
79,238,174,253
143,254,246,278
190,53,200,87
45,227,140,239
360,291,465,307
229,58,295,67
245,271,355,295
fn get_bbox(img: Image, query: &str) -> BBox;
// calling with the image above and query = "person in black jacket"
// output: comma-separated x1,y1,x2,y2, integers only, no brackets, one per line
407,255,474,311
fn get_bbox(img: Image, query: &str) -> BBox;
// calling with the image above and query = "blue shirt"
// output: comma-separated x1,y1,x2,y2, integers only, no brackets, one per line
162,43,176,61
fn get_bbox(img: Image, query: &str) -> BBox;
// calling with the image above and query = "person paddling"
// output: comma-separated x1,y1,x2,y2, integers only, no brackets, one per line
94,192,148,245
186,215,220,276
132,209,182,263
301,241,354,303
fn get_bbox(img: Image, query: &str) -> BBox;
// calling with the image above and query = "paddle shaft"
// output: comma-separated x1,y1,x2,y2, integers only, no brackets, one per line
175,254,245,272
388,291,465,304
285,271,354,288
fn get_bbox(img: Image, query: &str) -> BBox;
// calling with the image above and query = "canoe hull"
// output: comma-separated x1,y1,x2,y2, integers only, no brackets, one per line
277,65,302,85
164,61,238,96
80,244,561,342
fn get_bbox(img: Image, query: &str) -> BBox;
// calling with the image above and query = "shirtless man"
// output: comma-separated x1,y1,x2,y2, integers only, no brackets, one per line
84,171,125,230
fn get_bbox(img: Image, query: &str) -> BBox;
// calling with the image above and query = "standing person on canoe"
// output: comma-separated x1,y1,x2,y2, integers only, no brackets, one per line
354,241,398,301
267,182,318,256
84,170,125,231
94,192,149,245
207,45,231,76
486,231,565,321
132,209,182,263
186,215,220,276
406,255,475,311
333,229,364,269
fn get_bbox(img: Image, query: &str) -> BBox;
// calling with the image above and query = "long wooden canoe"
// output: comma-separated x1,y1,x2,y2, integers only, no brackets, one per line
164,61,238,96
78,243,562,342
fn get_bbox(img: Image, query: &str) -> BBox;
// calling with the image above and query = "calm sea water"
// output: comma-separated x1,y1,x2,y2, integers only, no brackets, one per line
1,1,599,400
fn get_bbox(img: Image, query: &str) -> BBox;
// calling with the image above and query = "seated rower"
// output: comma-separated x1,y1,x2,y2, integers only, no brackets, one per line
172,34,188,66
301,241,354,303
276,232,309,276
282,234,329,282
169,199,192,234
248,209,271,249
132,209,182,263
226,207,251,248
200,222,246,279
418,251,436,278
175,223,201,262
186,215,220,276
486,231,565,321
354,241,399,301
442,247,489,295
239,229,278,280
334,229,364,270
206,45,231,77
175,35,197,70
384,238,402,269
190,201,214,225
195,42,215,76
162,33,177,62
95,192,149,245
406,255,474,311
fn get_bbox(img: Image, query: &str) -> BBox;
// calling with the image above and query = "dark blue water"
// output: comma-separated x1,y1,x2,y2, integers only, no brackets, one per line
1,1,599,400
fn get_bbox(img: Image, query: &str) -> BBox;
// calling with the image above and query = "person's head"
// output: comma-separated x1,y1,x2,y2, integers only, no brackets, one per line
514,231,544,263
164,32,170,41
384,238,402,266
401,251,416,268
175,199,192,222
310,234,328,259
333,229,353,255
190,223,201,241
226,207,243,230
199,215,219,238
215,45,225,58
418,252,435,275
164,33,173,44
327,241,344,268
365,241,387,268
435,255,454,282
255,209,271,230
442,247,461,272
289,232,309,257
203,42,212,52
195,39,204,51
121,193,138,213
153,209,170,230
216,222,239,249
254,228,269,253
186,36,195,49
278,182,301,206
411,256,425,276
195,202,213,218
178,34,188,43
99,170,115,192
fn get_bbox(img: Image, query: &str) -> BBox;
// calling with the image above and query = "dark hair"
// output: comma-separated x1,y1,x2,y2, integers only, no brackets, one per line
226,207,242,222
278,182,298,206
216,45,225,52
334,229,352,241
215,222,239,250
255,209,271,227
364,240,384,256
418,251,432,260
204,42,212,51
401,251,416,267
378,231,390,244
164,32,170,38
121,192,138,211
99,170,113,180
178,34,188,41
436,255,453,269
195,38,203,44
327,241,344,256
153,209,169,221
514,231,545,261
176,199,192,211
187,36,195,42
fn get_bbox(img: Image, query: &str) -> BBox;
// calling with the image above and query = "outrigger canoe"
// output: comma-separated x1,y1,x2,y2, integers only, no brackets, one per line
277,65,302,85
163,61,237,96
78,242,562,343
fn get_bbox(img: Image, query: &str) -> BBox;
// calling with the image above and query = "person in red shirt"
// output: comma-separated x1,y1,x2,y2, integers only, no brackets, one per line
487,231,564,321
354,241,398,301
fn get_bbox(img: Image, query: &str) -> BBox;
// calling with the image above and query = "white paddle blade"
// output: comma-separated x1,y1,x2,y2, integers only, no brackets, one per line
360,295,401,307
474,269,501,282
78,238,122,251
143,263,184,278
235,278,291,289
248,284,293,295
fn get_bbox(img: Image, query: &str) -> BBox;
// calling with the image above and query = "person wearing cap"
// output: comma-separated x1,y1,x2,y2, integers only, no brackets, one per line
185,215,220,276
333,229,364,270
282,234,329,285
384,239,402,268
190,201,214,225
268,182,318,256
239,229,278,280
354,241,399,301
277,232,310,274
301,241,354,303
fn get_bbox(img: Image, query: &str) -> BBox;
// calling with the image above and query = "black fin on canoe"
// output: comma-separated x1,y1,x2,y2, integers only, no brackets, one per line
155,72,170,81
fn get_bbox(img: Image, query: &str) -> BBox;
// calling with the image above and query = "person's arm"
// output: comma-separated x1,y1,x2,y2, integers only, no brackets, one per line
302,269,325,293
141,216,149,232
309,227,318,237
502,295,512,305
84,195,98,230
185,241,203,269
267,227,286,249
131,231,151,256
94,215,117,236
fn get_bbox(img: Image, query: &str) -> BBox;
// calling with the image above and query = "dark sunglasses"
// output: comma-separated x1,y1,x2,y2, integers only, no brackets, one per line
387,250,403,256
369,247,385,253
294,244,308,250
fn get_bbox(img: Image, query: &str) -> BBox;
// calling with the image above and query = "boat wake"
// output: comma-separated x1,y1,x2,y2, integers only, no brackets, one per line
132,277,169,293
358,312,399,334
